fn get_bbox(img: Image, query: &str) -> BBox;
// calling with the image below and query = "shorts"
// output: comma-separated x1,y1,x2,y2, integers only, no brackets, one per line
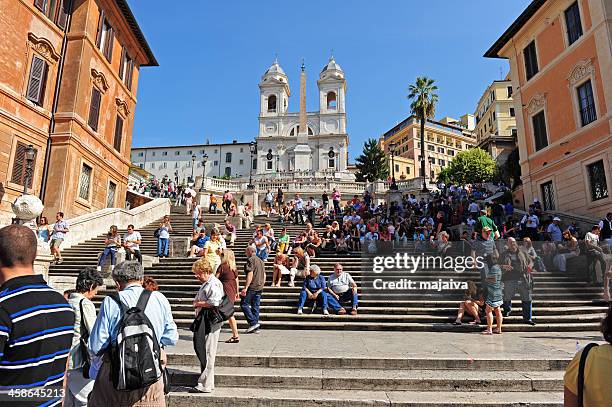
265,201,272,208
50,238,63,249
276,264,290,275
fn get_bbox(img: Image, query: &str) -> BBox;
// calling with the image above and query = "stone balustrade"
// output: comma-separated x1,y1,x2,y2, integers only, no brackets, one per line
54,198,171,250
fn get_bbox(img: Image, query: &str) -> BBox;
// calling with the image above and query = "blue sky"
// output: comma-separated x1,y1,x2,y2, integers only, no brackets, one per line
129,0,531,160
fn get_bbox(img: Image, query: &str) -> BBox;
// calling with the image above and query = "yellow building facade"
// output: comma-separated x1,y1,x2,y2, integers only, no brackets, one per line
380,116,477,181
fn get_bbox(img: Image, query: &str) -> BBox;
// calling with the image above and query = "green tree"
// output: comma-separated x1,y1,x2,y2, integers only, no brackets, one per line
446,148,496,185
355,139,389,182
408,76,439,191
436,166,452,185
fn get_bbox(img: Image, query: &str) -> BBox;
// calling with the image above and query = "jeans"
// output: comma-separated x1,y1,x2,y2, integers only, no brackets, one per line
307,209,315,225
125,249,142,264
294,210,304,225
256,246,268,261
240,289,262,327
192,218,198,229
327,290,358,310
157,238,170,257
98,247,117,267
503,279,533,321
587,250,606,283
333,200,341,215
297,289,328,311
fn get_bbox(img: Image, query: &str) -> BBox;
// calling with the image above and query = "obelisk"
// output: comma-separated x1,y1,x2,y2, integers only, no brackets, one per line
293,59,311,174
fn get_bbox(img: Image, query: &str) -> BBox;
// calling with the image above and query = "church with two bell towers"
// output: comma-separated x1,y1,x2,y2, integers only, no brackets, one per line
255,56,353,180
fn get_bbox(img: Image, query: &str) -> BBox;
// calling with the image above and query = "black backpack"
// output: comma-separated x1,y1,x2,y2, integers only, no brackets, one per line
78,299,91,379
108,290,162,391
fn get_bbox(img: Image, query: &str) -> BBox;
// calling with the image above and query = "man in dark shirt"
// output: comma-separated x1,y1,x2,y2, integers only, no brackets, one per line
501,237,535,325
240,246,265,334
0,225,75,405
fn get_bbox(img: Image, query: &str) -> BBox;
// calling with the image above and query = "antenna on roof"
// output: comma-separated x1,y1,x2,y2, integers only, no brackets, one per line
499,66,503,80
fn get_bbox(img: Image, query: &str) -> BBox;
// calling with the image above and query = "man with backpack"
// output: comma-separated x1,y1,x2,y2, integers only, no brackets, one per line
88,261,178,405
501,237,536,326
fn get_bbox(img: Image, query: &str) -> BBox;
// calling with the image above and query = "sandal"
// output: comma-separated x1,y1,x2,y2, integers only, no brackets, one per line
481,330,493,335
493,329,502,335
469,320,482,325
225,337,240,343
452,321,461,325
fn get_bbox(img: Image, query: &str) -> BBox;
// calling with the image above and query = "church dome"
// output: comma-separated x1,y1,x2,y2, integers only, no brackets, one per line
320,56,344,79
265,58,285,76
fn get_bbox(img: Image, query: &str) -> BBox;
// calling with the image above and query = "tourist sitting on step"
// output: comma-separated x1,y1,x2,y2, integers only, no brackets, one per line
193,221,206,241
335,230,350,255
277,228,290,254
189,229,209,258
306,231,323,258
222,219,236,246
263,223,276,252
289,247,310,287
297,265,329,316
252,229,269,261
327,263,358,315
430,231,451,256
453,281,483,326
97,225,122,272
272,253,290,287
123,224,143,264
321,225,336,252
209,194,218,213
552,230,580,272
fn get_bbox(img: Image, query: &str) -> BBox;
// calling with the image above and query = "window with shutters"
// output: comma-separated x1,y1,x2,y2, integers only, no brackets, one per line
523,41,539,81
541,181,555,211
88,88,102,131
510,107,515,117
10,142,38,188
532,111,548,151
96,11,114,62
78,163,92,201
34,0,69,29
106,181,116,208
225,152,232,163
26,56,48,106
119,47,134,90
587,160,609,201
577,80,597,126
113,115,123,152
507,86,513,98
565,2,583,46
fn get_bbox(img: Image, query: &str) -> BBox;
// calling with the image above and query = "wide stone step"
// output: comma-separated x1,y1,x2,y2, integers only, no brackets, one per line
166,388,563,406
168,366,563,391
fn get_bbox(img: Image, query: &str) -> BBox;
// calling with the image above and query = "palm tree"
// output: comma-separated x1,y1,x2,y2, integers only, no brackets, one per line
407,76,438,192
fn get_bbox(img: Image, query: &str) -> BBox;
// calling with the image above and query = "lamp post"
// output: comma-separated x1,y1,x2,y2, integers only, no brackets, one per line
22,145,36,195
199,153,208,192
248,141,256,189
190,154,196,183
389,142,398,190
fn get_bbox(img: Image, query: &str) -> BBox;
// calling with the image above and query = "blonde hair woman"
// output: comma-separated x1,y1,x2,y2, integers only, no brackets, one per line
192,258,223,393
216,249,240,343
203,228,224,272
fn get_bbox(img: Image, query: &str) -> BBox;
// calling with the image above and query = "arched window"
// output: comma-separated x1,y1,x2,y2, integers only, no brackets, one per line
267,95,277,112
326,91,337,109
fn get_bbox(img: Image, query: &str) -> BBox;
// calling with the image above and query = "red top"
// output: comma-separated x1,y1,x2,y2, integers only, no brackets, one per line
217,263,238,300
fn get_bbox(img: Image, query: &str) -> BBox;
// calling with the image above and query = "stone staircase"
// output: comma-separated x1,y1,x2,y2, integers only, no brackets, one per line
47,205,609,333
166,352,566,406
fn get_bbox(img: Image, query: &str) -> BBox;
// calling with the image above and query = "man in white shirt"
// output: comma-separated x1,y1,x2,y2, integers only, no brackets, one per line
327,263,358,315
585,225,606,285
546,217,563,242
192,203,202,230
123,224,143,264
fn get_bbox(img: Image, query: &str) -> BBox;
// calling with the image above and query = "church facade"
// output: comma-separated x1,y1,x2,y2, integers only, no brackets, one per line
255,57,352,180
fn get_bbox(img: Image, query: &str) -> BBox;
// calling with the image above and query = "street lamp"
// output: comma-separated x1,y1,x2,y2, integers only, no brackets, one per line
190,154,196,183
23,144,36,195
389,142,398,190
248,141,256,189
199,153,208,192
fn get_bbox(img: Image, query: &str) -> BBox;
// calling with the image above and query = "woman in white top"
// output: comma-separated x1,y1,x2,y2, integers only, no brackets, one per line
192,258,224,393
66,267,104,407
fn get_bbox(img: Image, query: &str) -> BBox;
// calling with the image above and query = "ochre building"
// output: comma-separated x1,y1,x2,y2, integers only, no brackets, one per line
486,0,611,218
0,0,156,224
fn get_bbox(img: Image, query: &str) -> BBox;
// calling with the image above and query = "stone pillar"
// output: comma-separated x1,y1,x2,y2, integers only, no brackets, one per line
242,190,260,214
34,243,53,282
197,192,210,210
